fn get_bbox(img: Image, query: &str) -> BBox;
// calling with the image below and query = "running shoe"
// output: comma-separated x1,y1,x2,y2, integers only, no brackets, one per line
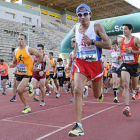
70,97,74,102
82,101,85,106
113,97,119,103
34,95,40,101
135,92,139,99
83,86,88,98
56,93,60,99
1,92,6,96
104,88,108,93
46,91,50,96
68,123,84,137
40,101,45,106
130,91,133,95
22,107,31,114
28,83,34,97
97,94,104,102
131,94,136,100
10,96,17,102
123,107,131,117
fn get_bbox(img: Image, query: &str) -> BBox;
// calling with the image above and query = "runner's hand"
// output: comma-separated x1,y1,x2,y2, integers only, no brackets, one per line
39,71,44,77
32,66,37,72
82,34,92,45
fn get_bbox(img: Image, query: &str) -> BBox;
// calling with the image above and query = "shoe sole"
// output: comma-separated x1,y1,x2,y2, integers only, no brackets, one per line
10,100,17,102
123,110,131,117
69,132,84,137
22,110,31,114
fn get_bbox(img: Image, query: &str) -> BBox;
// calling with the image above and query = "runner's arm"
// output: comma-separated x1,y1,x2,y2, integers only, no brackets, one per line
9,51,17,68
45,55,51,71
28,47,43,65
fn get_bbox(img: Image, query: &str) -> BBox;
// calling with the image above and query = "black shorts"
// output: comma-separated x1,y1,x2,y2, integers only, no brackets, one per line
16,74,32,82
111,67,121,77
103,76,107,84
50,74,57,79
1,75,9,80
14,74,17,77
65,78,70,81
119,63,139,77
46,75,50,79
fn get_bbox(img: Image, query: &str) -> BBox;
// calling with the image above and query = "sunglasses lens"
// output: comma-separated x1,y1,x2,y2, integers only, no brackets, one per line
78,13,82,17
84,13,89,16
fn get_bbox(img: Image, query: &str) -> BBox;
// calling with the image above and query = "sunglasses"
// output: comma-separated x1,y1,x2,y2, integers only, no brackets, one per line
71,40,75,43
77,12,90,17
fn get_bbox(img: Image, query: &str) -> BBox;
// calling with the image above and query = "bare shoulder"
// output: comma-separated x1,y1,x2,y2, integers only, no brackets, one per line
94,22,103,31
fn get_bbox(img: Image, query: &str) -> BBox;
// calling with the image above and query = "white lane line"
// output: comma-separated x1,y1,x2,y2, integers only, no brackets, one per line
36,103,124,140
1,103,73,121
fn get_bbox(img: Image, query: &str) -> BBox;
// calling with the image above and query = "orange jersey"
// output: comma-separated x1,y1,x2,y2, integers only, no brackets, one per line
103,63,109,77
49,58,56,74
46,70,49,76
15,46,33,76
65,71,70,78
121,36,139,65
0,63,8,76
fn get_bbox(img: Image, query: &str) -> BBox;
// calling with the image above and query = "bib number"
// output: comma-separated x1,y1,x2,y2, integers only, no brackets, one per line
1,71,5,74
57,71,63,77
37,63,42,71
17,64,27,73
49,67,53,73
123,53,134,63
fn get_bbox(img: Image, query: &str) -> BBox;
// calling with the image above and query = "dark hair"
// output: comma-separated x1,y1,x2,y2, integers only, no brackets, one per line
37,44,44,50
123,24,133,30
49,52,53,56
19,34,27,40
57,58,63,62
0,59,4,62
112,40,118,45
102,55,105,57
71,35,75,39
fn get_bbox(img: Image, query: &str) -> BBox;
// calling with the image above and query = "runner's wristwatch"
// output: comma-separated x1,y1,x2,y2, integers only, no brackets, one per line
91,39,95,45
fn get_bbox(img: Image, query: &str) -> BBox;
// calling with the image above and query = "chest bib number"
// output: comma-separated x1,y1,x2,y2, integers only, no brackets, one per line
57,71,63,77
17,64,27,73
49,67,53,73
123,53,134,63
112,56,119,63
37,63,42,71
80,50,97,62
1,71,5,74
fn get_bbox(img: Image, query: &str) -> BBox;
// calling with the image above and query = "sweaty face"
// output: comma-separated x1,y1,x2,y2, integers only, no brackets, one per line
71,38,76,48
77,9,91,25
123,26,131,37
37,47,43,53
18,35,26,46
112,44,118,51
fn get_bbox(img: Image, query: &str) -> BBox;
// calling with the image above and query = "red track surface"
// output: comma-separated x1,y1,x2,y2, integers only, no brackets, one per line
0,89,140,140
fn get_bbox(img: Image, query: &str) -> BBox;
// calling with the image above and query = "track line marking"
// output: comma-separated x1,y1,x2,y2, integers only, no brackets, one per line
3,120,62,128
36,103,124,140
84,101,123,105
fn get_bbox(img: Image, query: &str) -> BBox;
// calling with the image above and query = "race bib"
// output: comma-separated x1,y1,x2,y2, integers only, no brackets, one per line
17,64,27,73
37,63,42,71
66,73,68,78
57,71,63,77
79,50,97,62
112,56,120,63
49,67,53,73
123,53,134,63
1,71,5,74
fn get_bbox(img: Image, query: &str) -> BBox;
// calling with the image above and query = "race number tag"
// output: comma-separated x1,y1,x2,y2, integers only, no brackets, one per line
1,71,5,74
17,64,27,73
80,50,97,62
37,63,42,71
57,71,63,77
112,56,119,63
123,53,134,63
66,73,68,78
49,67,53,73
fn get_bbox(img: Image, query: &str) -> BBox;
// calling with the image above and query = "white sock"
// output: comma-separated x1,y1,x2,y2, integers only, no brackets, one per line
77,123,82,127
48,84,53,89
36,88,40,96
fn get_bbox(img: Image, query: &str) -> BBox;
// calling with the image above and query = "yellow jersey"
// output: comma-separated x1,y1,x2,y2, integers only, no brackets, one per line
15,46,33,76
49,58,56,74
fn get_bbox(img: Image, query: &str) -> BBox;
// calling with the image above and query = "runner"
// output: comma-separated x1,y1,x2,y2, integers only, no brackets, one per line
110,40,122,103
0,59,9,96
30,44,51,106
68,4,111,137
118,24,140,117
9,34,43,113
